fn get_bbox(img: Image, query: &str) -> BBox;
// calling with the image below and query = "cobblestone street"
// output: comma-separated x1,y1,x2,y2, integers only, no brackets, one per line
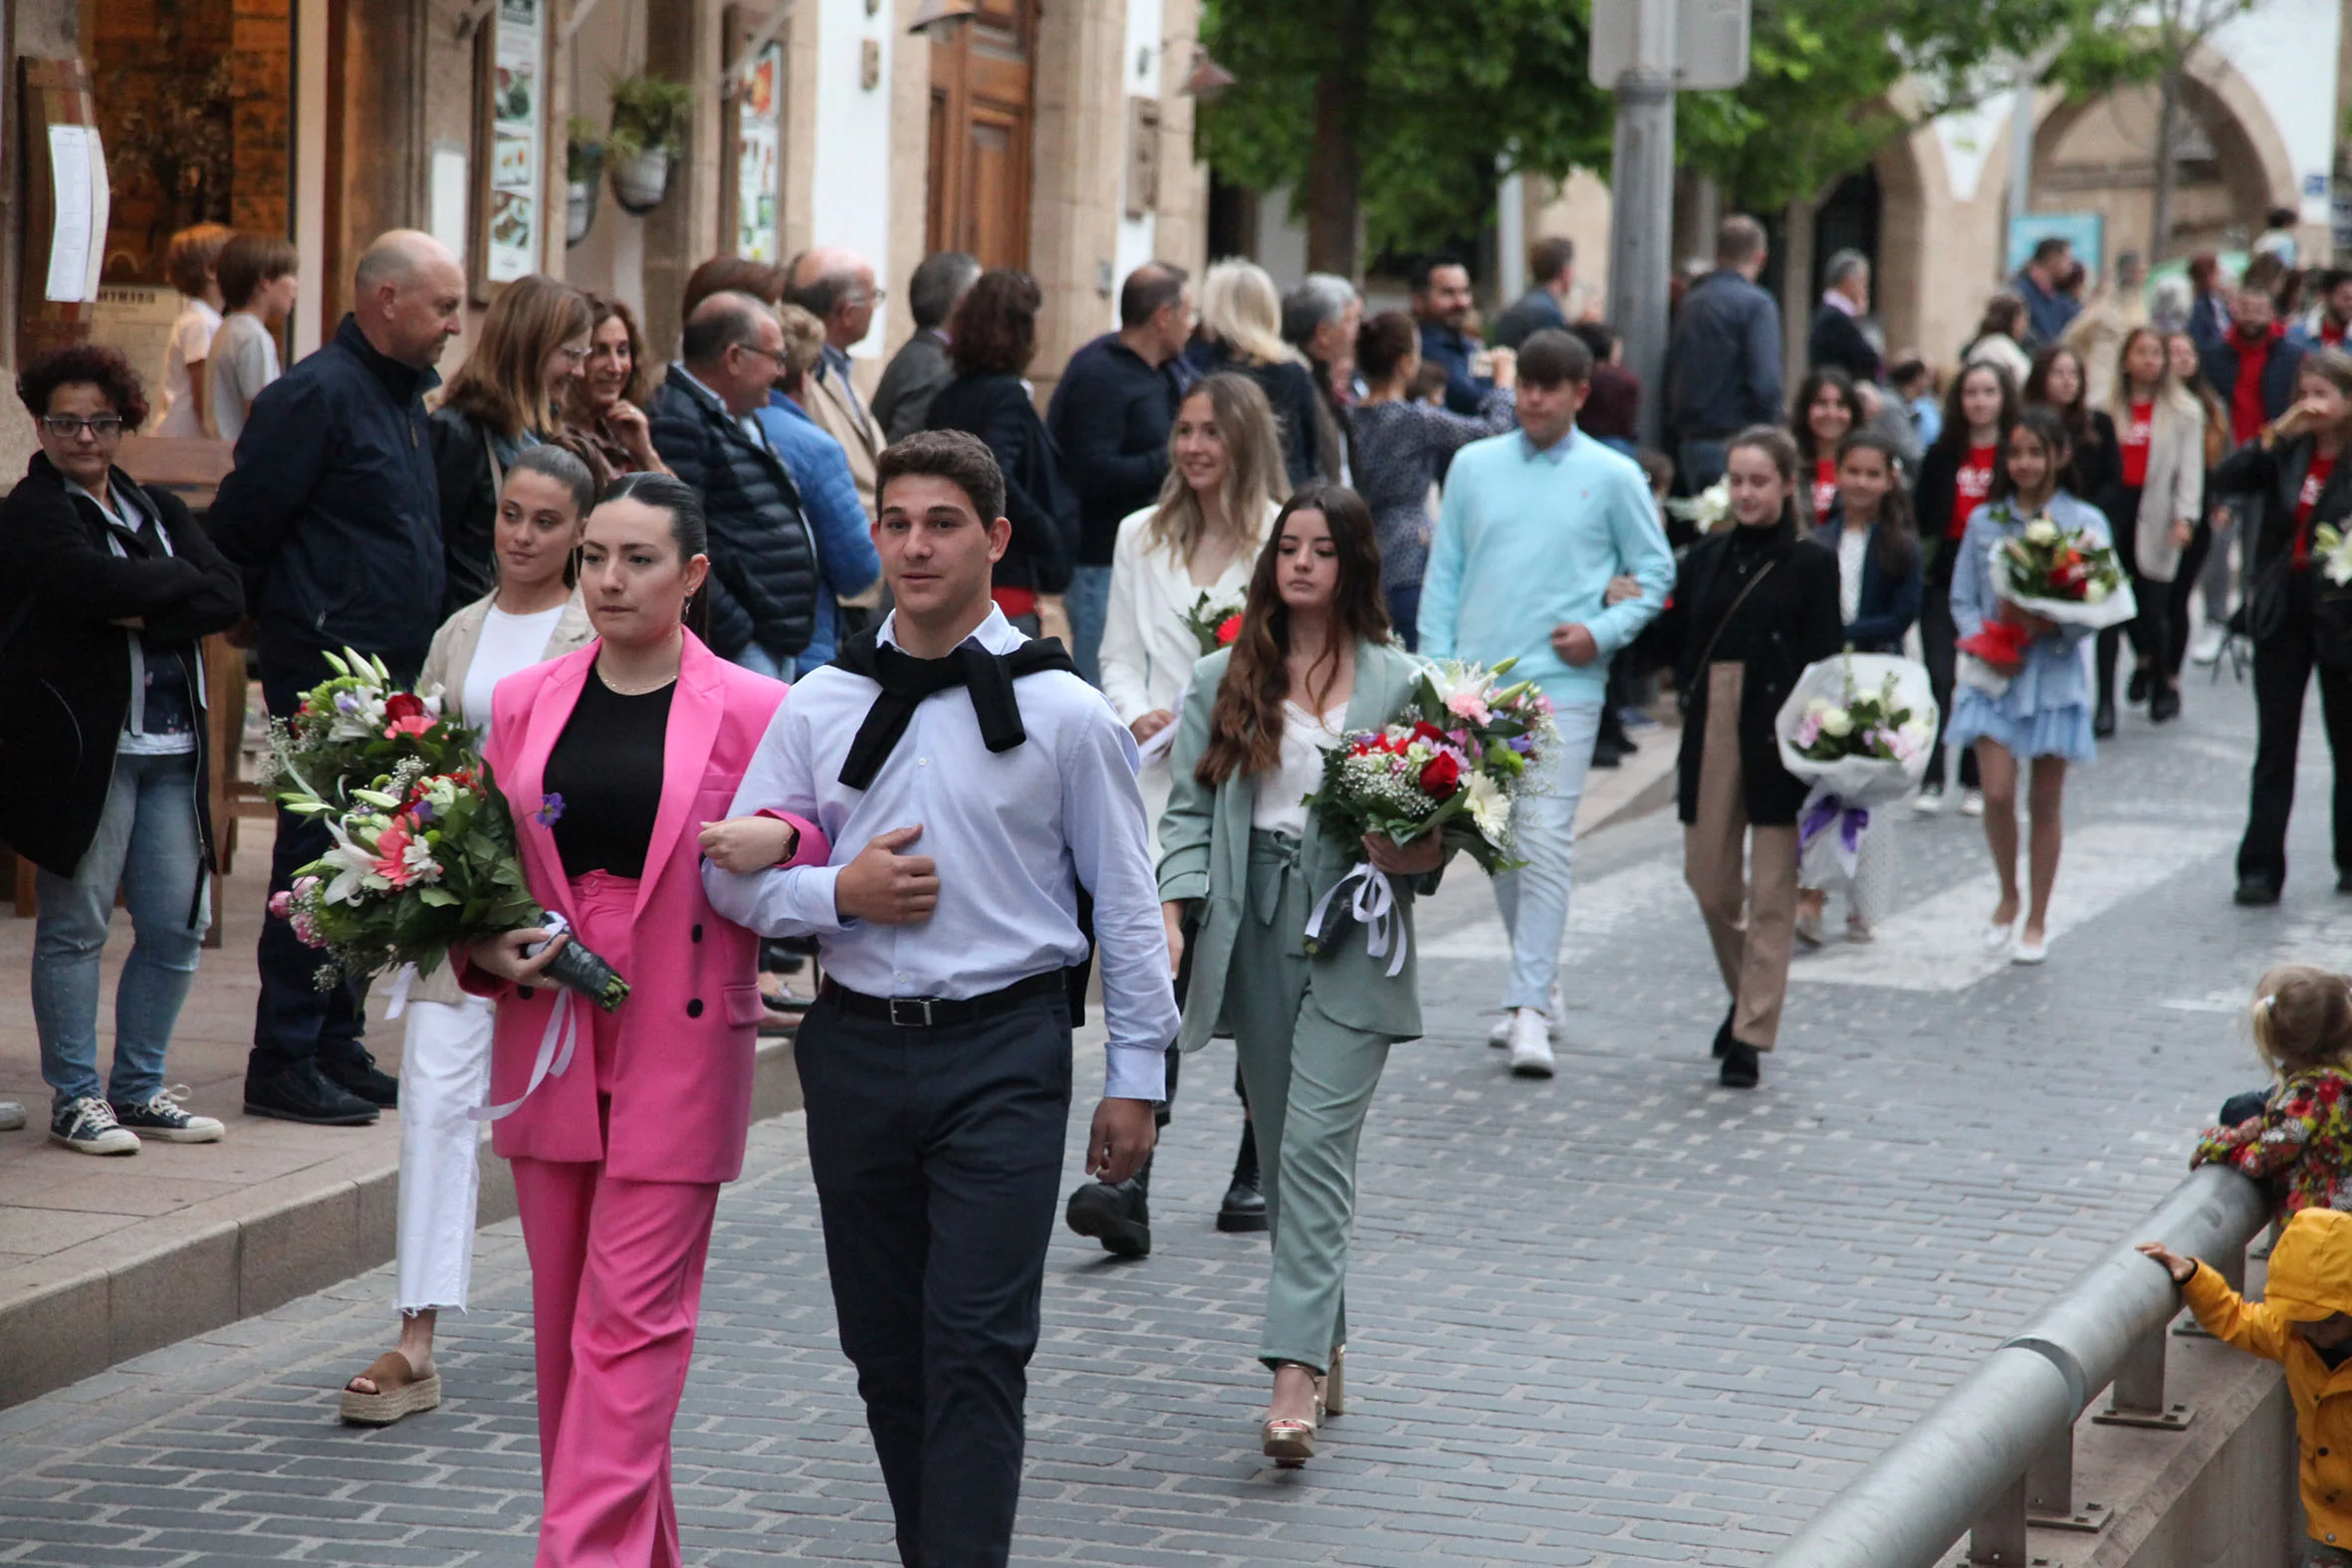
2,674,2345,1566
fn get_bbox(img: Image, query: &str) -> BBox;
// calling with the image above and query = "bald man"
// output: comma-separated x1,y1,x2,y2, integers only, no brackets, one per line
212,229,467,1129
785,246,882,516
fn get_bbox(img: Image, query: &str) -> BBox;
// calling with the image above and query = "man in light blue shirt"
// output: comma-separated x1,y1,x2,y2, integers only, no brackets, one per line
703,429,1173,1566
1419,330,1674,1076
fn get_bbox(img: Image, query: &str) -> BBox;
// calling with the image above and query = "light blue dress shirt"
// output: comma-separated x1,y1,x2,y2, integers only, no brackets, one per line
701,606,1177,1100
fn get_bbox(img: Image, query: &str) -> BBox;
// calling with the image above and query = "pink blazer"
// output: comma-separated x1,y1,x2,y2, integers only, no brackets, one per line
461,632,827,1184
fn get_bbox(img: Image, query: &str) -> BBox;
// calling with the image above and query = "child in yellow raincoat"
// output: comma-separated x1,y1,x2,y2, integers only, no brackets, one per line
2142,1207,2352,1566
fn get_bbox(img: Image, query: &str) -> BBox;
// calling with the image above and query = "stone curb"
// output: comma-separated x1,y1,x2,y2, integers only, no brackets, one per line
0,1035,801,1412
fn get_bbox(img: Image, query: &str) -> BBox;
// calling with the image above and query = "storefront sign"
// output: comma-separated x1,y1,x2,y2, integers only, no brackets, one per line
487,0,546,283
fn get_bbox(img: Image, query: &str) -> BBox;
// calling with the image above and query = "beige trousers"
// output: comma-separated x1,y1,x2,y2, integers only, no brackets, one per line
1683,663,1800,1049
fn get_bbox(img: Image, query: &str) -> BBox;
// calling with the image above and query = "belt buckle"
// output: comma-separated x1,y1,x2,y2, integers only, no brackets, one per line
888,996,936,1027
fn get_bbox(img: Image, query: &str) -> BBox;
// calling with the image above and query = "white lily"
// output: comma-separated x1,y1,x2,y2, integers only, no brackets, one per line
318,818,382,905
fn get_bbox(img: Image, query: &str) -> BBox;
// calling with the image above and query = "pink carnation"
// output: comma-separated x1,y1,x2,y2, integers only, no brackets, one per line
383,714,434,740
1445,692,1492,725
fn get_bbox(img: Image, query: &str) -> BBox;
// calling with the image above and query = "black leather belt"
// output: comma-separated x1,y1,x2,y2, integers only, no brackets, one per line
821,971,1067,1028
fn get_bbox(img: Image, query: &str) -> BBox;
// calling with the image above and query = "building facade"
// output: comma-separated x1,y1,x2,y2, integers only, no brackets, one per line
0,0,1208,481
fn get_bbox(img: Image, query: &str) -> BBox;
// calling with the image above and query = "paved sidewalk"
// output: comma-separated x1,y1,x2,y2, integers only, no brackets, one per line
1,676,2343,1564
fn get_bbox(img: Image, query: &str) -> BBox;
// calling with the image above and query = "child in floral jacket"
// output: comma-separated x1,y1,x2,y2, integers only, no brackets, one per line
2196,965,2352,1219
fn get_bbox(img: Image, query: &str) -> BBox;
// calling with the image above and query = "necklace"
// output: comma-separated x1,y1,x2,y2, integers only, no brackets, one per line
597,662,677,697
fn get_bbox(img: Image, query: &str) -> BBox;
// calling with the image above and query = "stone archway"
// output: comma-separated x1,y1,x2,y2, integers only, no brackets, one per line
1871,118,1946,364
2029,47,2295,264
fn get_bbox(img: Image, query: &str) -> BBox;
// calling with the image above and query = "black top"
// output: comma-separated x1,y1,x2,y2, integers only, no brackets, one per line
924,371,1080,594
207,314,444,673
544,667,673,880
1045,334,1180,563
1807,304,1883,384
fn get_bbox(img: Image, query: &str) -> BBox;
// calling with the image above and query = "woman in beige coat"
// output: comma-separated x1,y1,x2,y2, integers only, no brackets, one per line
339,446,597,1425
2098,326,2206,725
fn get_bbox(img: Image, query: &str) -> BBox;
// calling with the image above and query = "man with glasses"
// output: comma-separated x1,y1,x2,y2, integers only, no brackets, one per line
210,228,463,1127
648,291,824,679
786,247,885,518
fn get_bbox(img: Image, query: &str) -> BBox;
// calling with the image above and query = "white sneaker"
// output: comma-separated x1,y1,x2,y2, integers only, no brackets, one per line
51,1097,139,1156
2190,625,2226,666
1506,1009,1556,1078
1960,788,1986,818
1488,984,1563,1045
1911,786,1945,816
0,1101,24,1132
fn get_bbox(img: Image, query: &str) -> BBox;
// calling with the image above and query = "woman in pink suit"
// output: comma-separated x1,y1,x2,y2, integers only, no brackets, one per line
460,471,827,1567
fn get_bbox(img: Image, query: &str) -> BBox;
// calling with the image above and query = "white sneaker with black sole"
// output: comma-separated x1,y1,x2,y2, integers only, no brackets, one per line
52,1097,140,1156
113,1086,225,1144
1505,1009,1556,1077
1488,984,1564,1046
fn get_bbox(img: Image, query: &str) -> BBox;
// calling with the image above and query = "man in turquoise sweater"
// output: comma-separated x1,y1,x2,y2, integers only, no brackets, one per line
1419,330,1675,1076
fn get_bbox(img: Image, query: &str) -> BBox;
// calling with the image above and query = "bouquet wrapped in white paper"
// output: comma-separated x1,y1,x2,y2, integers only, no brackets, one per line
1990,517,2138,629
1773,654,1938,888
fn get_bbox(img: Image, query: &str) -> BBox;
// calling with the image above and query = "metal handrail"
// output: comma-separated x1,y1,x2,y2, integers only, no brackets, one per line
1764,1165,2268,1568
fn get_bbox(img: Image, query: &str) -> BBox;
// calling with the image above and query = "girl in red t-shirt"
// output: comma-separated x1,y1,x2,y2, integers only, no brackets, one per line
1789,366,1863,524
2098,327,2204,726
1915,360,2019,814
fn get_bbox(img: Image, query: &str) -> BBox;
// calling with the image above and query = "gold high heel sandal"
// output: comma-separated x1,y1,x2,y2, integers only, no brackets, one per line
1260,1361,1325,1466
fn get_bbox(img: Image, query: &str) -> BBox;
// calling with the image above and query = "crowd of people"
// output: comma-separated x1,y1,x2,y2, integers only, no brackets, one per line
0,204,2348,1567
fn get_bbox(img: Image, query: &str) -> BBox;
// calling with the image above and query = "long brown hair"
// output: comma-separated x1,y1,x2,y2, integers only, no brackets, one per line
441,274,592,440
1833,429,1919,579
1196,485,1389,787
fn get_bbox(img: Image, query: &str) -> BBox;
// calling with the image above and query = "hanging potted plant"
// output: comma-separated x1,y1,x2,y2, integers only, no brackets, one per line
566,116,605,247
606,72,694,215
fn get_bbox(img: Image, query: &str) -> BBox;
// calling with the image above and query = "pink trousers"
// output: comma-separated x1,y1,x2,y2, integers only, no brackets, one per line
514,1157,720,1568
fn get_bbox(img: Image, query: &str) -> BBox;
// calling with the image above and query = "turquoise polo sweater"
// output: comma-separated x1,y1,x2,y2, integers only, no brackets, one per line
1417,428,1675,705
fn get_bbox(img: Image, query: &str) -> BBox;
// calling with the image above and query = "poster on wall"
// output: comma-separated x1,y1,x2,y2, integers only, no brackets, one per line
735,42,783,263
487,0,545,283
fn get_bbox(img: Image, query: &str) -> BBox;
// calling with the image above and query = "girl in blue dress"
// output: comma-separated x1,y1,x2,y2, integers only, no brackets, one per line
1948,405,2109,965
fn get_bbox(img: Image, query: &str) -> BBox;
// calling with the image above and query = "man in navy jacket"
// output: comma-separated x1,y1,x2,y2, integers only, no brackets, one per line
1667,216,1783,492
210,230,464,1127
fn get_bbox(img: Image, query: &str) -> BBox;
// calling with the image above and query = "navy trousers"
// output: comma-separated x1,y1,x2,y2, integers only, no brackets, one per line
798,989,1074,1568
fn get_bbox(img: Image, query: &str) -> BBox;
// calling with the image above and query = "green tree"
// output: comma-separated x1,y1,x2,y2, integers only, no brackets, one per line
1198,0,2088,275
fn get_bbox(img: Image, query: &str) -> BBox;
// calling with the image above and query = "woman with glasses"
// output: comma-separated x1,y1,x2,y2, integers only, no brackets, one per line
428,275,593,619
0,345,244,1154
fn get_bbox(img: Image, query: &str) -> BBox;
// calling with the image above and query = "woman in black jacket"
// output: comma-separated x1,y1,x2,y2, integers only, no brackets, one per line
1197,260,1325,489
924,268,1079,630
1667,426,1845,1089
0,345,244,1153
2213,348,2352,906
428,275,592,618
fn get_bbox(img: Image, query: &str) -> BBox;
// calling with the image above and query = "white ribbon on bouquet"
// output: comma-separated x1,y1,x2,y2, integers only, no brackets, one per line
1303,862,1408,979
469,914,582,1123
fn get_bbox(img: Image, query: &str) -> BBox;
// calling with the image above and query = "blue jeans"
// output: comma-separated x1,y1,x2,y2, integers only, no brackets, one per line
1494,700,1604,1012
1063,563,1114,687
33,750,210,1114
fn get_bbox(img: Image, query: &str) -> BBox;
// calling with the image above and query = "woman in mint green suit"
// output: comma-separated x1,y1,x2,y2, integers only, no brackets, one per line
1158,485,1447,1467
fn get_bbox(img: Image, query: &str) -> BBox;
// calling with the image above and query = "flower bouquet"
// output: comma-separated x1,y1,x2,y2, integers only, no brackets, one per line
2313,524,2352,587
1772,654,1937,885
1991,515,2137,629
1299,659,1556,972
1180,590,1247,657
263,650,629,1013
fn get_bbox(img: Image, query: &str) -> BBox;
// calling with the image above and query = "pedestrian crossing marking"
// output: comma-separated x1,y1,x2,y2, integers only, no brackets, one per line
1794,822,2234,992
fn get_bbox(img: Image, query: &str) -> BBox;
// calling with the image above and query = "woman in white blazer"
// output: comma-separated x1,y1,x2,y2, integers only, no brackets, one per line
339,445,598,1427
1098,371,1292,846
1066,370,1289,1256
2097,325,2206,725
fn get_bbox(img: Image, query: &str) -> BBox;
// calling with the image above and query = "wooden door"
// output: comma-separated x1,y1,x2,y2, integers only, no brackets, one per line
926,0,1034,270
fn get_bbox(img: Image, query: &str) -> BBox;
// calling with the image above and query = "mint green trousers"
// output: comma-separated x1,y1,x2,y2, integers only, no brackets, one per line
1223,832,1399,1374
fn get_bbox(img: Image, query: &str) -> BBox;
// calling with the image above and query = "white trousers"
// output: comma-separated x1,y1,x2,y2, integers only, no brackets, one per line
395,996,494,1314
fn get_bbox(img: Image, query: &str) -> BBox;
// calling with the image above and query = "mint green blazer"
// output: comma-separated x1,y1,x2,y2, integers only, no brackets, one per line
1156,638,1444,1053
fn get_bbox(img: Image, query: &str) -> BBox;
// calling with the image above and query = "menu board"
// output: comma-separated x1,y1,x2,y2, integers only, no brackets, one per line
487,0,545,282
735,42,783,263
44,124,109,304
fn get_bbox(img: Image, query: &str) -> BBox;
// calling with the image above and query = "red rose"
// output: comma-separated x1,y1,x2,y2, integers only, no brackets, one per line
1216,613,1243,646
1418,752,1461,797
384,692,426,722
1412,720,1449,746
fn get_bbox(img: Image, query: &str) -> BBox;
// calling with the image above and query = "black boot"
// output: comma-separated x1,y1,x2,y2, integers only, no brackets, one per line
1217,1121,1269,1233
1711,1005,1736,1059
1719,1039,1761,1089
1065,1155,1152,1258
